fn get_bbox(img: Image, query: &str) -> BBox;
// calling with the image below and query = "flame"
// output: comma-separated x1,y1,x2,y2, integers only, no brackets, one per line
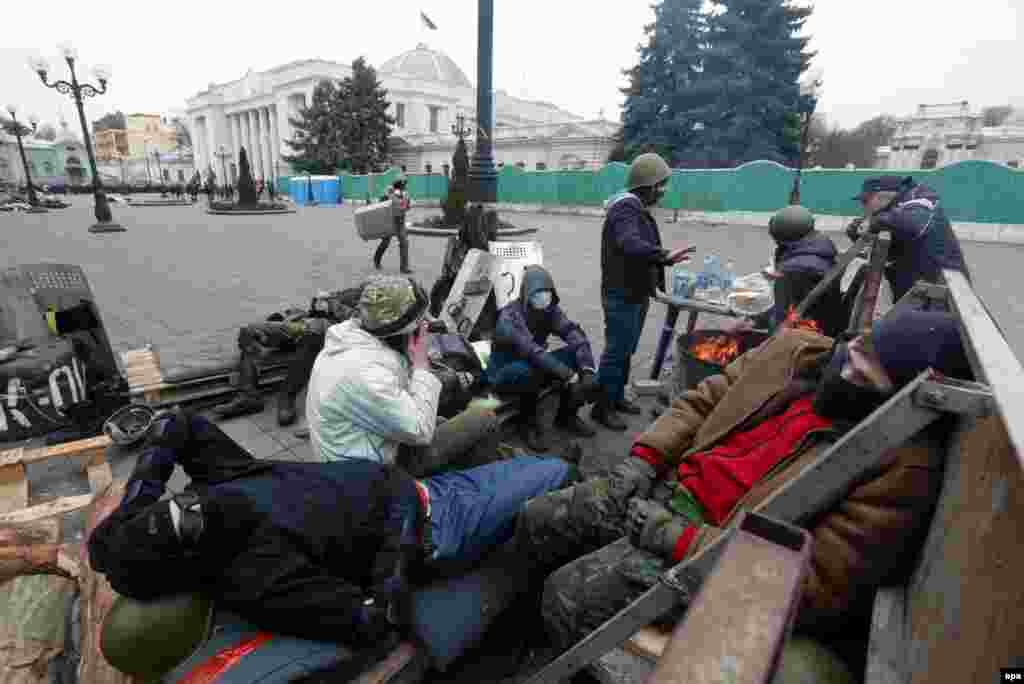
691,335,741,365
782,305,823,334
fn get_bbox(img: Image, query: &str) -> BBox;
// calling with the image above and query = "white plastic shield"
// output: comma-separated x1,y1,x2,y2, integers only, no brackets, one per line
489,241,544,309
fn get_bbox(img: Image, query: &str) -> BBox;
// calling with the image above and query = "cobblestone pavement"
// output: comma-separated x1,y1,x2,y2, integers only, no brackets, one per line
2,196,1021,377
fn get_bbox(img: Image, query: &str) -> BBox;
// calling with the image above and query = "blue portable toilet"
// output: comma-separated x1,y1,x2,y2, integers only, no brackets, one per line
320,177,341,204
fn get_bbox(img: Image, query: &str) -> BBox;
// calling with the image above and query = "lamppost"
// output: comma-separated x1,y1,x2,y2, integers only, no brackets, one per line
2,105,47,213
153,148,164,193
29,44,122,232
306,172,316,206
791,70,823,205
144,138,152,185
467,0,497,205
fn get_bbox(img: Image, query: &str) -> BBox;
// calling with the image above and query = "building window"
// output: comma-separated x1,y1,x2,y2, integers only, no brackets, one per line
163,169,170,181
516,161,526,169
425,163,433,174
178,169,185,181
536,162,547,170
1009,160,1020,169
395,103,406,128
429,106,440,133
442,163,450,177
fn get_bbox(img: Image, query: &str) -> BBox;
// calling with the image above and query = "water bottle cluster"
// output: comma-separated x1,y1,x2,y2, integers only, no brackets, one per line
673,255,736,304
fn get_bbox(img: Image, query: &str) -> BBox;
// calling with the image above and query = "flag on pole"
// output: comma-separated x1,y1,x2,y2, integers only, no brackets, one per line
420,11,438,30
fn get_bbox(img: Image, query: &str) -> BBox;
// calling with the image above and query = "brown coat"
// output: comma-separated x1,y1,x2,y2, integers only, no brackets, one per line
636,330,944,630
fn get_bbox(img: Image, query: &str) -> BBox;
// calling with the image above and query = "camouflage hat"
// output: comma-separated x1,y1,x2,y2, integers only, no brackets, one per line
358,275,429,337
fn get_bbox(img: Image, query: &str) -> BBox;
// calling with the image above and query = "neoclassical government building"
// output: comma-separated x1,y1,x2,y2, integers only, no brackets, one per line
876,102,1024,170
185,43,619,182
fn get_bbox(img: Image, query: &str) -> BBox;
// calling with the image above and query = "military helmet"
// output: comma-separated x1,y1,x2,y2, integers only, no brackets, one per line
626,153,672,191
358,274,429,338
769,205,816,243
103,404,157,447
101,593,214,679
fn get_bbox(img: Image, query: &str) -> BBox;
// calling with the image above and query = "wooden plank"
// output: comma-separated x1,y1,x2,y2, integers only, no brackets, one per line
86,460,113,495
0,495,94,525
865,586,908,684
905,415,1024,684
624,627,670,661
0,464,29,515
0,435,111,469
944,269,1024,466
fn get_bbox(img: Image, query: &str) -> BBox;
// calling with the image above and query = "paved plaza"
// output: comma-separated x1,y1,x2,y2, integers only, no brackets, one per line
2,195,1021,376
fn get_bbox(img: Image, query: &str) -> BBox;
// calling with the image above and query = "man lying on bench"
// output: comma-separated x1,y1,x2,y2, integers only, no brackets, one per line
515,309,972,651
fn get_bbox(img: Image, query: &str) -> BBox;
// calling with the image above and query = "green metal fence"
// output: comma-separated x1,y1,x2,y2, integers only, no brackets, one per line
288,159,1024,224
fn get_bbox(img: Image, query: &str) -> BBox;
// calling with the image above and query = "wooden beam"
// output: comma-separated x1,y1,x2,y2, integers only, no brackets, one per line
0,494,94,525
0,463,29,515
0,435,112,469
944,269,1024,467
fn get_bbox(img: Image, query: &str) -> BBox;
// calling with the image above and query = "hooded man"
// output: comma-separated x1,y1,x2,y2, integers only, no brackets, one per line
374,176,413,274
595,153,693,431
849,176,970,301
516,309,971,651
488,265,601,450
87,409,574,673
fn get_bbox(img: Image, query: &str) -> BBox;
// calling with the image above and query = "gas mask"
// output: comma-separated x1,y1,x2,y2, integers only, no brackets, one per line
529,290,554,310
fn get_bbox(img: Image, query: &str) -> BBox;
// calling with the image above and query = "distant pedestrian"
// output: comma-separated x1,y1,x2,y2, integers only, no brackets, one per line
373,176,413,274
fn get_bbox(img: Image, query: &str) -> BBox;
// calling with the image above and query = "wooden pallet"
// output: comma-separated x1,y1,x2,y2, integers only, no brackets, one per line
122,345,169,404
0,434,113,525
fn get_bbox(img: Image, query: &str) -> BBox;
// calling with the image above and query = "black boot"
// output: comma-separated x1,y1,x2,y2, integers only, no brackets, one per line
214,357,264,420
590,399,627,431
615,398,644,415
555,391,596,437
399,240,413,274
276,392,298,427
374,238,390,270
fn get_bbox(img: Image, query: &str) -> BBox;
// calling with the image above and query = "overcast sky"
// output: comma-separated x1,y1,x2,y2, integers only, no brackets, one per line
2,0,1021,135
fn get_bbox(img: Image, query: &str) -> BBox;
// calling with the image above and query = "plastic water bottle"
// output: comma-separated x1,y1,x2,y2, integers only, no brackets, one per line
672,264,696,299
693,256,713,300
704,254,724,304
723,259,736,295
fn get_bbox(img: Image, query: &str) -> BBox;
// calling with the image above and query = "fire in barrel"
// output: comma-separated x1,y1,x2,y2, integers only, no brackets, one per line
672,329,770,395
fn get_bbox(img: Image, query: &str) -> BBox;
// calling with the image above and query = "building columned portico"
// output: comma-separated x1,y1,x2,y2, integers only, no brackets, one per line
185,45,618,180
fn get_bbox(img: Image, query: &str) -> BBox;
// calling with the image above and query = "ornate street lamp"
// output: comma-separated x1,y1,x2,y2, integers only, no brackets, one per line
215,145,230,192
153,149,165,193
29,44,122,232
2,105,47,213
144,138,153,185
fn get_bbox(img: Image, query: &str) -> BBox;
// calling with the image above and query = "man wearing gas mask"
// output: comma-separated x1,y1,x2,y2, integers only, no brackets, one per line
595,152,693,432
515,309,971,651
488,265,601,451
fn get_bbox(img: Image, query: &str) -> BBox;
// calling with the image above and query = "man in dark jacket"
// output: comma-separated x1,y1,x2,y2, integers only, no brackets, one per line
849,176,970,301
215,288,362,426
89,410,573,652
761,205,844,336
488,265,601,449
596,153,693,432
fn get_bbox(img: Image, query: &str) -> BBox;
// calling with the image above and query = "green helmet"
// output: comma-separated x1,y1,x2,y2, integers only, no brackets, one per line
769,205,816,243
626,153,672,191
101,593,214,679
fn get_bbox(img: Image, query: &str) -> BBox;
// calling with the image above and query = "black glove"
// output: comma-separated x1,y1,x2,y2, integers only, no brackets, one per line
355,597,398,644
129,444,176,485
845,217,864,243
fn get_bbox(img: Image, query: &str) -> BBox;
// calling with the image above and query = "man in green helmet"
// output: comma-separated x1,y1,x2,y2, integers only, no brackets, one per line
593,152,693,431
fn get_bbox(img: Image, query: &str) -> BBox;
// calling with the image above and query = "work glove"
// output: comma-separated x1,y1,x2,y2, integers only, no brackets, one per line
626,498,691,560
608,457,658,507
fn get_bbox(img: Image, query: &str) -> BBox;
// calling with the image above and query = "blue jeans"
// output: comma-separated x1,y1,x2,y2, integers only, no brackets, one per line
423,455,570,566
486,346,579,389
597,289,650,403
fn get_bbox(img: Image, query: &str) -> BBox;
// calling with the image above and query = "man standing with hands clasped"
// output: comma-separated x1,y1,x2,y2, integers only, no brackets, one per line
593,152,694,431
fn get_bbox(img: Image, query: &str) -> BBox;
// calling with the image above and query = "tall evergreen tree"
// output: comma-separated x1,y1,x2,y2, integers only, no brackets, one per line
334,58,394,174
619,0,707,165
283,79,341,175
694,0,813,165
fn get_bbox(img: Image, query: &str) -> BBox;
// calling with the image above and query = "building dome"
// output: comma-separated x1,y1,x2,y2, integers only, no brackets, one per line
1002,108,1024,128
378,44,472,89
55,120,81,145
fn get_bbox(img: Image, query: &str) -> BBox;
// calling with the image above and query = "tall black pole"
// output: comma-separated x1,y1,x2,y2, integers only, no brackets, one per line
6,113,46,212
468,0,497,204
67,62,117,230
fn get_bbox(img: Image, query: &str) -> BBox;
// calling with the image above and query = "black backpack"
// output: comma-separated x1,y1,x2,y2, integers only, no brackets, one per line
427,334,484,418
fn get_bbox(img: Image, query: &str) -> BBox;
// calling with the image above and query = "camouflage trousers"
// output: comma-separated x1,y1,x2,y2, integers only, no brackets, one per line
516,477,677,650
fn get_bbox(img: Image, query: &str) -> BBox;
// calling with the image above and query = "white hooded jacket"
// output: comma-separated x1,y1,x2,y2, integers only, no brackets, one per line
306,319,442,464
